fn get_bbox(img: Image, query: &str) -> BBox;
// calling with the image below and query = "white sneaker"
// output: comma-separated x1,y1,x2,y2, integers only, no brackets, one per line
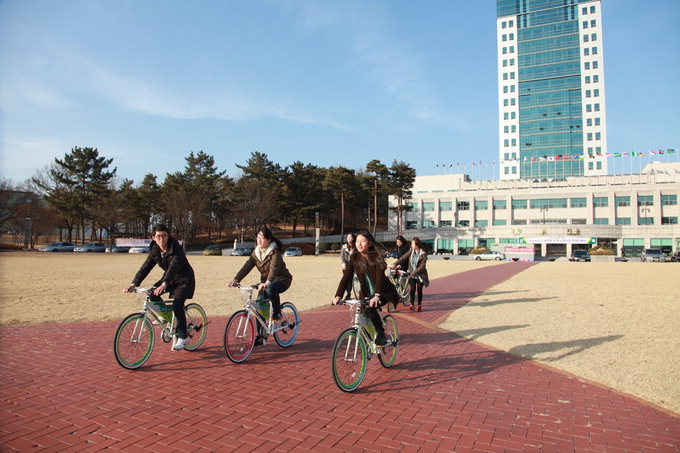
172,336,188,350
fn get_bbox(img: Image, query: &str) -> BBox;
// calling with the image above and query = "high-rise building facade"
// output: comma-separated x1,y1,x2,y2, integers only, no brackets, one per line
497,0,607,180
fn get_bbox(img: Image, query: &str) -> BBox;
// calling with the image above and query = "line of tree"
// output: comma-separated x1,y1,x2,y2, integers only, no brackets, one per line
2,147,416,248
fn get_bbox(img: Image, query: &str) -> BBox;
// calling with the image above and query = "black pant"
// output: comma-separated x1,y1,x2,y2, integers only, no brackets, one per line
366,302,386,334
409,278,424,305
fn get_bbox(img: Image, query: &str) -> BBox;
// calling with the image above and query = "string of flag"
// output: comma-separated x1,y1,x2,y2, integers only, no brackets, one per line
434,148,677,167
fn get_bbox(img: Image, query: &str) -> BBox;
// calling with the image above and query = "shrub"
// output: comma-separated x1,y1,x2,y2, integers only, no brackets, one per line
589,245,615,255
469,246,489,255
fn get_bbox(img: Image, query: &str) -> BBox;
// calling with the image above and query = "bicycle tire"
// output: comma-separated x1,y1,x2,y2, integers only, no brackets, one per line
184,303,208,351
224,310,256,363
331,328,368,392
273,302,299,347
114,313,154,370
378,314,399,368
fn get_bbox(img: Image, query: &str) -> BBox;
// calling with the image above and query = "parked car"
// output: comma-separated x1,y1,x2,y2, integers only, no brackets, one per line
203,245,223,256
74,242,107,253
386,250,399,259
39,242,76,252
106,245,131,253
570,250,591,262
128,246,150,254
230,247,252,256
284,246,303,257
474,250,506,261
671,251,680,262
640,248,665,262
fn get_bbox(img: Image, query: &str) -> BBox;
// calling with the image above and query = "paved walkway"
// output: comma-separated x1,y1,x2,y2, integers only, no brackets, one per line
1,262,679,452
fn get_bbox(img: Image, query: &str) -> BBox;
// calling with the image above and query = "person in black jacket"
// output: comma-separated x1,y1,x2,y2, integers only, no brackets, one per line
124,224,196,350
394,235,410,260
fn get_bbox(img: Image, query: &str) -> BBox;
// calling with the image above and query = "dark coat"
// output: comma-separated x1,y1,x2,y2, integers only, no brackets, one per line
395,244,410,260
234,247,293,288
394,249,429,287
132,237,195,299
335,251,399,305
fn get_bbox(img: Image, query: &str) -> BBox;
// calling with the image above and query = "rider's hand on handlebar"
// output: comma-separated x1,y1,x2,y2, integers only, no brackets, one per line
153,282,167,297
123,284,135,293
369,295,380,307
228,280,239,287
332,296,341,305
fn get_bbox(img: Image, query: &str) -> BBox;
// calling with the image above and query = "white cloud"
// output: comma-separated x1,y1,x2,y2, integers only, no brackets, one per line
287,1,465,130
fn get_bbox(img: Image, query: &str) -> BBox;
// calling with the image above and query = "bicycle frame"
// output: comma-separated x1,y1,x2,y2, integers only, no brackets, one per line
388,269,410,298
340,299,388,355
234,285,289,339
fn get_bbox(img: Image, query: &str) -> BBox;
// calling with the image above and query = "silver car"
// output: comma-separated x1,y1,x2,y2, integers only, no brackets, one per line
640,248,665,262
474,250,506,261
39,242,76,252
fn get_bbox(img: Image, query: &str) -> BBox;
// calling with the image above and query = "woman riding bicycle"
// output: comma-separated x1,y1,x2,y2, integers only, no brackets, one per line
123,224,196,350
229,228,293,322
332,231,398,346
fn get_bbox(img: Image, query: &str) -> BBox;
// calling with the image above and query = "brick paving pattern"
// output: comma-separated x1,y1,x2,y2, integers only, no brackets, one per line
1,261,679,452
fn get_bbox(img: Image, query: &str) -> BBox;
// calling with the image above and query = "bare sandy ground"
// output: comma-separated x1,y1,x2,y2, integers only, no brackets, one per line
0,252,678,414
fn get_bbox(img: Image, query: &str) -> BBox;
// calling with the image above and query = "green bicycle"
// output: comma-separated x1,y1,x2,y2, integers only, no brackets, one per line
114,288,208,369
331,299,399,392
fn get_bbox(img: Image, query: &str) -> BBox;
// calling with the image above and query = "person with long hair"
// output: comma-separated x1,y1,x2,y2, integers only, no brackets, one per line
124,224,196,350
339,233,356,298
393,237,429,312
229,227,293,322
333,231,399,345
394,235,410,260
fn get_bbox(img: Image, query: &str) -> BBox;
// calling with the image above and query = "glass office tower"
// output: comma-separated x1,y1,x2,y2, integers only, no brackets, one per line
497,0,607,180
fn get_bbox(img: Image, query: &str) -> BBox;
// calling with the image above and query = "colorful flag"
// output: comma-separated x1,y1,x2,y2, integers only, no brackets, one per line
668,149,676,154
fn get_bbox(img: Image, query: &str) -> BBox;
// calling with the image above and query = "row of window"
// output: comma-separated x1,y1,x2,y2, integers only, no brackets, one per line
584,61,599,70
582,20,597,29
500,33,515,42
410,195,678,211
583,47,598,56
582,5,597,15
406,217,679,229
584,75,599,84
583,33,597,43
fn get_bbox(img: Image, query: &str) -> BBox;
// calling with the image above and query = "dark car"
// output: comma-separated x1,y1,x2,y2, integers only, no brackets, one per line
74,242,107,253
671,251,680,262
230,247,252,256
386,250,399,259
106,245,131,253
203,245,223,256
570,250,590,262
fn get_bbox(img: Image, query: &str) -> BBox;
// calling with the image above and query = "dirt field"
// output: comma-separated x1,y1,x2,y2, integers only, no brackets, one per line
0,252,678,414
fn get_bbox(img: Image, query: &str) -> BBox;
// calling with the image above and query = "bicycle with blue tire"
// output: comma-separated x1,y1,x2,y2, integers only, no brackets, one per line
223,284,300,363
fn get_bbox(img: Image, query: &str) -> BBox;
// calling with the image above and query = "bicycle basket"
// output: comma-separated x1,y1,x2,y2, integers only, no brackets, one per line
150,301,174,322
255,295,270,319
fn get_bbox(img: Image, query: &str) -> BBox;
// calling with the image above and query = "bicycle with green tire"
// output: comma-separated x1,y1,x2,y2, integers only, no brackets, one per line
331,299,399,392
114,288,208,369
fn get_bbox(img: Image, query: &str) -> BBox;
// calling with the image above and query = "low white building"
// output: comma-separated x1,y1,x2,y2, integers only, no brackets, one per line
388,162,680,259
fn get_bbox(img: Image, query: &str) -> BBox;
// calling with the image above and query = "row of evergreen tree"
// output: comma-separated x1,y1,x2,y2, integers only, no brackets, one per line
6,147,417,246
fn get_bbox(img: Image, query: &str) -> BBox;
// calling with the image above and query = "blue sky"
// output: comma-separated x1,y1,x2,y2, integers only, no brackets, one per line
1,0,679,185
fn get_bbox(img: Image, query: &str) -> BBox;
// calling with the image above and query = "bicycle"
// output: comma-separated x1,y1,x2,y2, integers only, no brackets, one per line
387,268,411,311
114,288,208,370
223,284,300,363
331,299,399,392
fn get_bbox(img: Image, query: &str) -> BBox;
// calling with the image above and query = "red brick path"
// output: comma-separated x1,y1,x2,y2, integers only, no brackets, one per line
1,261,679,452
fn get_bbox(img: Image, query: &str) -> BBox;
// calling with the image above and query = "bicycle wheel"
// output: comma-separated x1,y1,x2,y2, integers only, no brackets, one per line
274,302,299,347
184,303,208,351
114,313,154,370
378,314,399,368
224,310,256,363
331,328,368,392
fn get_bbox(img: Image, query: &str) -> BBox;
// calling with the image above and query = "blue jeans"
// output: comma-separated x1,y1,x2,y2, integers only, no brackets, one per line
264,280,289,318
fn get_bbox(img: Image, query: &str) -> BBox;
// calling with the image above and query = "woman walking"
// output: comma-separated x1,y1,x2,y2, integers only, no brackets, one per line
393,237,429,312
